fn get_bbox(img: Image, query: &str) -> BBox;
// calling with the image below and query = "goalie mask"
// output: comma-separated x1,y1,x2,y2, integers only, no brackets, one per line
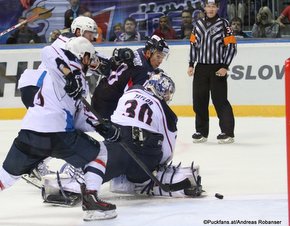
71,16,97,36
145,72,175,103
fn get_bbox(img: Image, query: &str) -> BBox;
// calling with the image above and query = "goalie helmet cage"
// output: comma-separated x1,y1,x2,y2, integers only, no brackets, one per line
285,58,290,225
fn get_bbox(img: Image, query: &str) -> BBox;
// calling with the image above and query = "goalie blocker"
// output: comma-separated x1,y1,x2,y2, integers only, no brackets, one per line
41,161,203,206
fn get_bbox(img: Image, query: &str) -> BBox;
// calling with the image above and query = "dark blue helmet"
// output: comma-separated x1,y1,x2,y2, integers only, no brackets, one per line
145,35,169,57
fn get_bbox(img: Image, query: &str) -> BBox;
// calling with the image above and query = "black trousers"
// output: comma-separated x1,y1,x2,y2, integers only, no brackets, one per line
192,63,235,137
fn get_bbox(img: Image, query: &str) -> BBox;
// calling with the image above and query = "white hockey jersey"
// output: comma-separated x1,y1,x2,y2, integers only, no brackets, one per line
18,35,70,89
111,86,177,164
20,44,95,133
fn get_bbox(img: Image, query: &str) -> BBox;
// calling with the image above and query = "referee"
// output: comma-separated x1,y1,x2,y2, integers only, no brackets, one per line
187,0,237,144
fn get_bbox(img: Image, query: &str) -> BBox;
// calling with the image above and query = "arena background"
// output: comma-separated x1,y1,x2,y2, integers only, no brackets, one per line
0,39,289,119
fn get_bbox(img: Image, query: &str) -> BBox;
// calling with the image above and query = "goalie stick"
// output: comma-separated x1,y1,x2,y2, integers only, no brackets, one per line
0,7,55,37
80,96,192,192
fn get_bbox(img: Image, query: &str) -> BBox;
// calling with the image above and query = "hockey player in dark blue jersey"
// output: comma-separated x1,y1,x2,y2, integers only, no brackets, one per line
91,35,170,119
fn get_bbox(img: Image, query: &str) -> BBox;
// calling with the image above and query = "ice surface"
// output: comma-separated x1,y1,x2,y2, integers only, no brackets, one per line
0,117,288,226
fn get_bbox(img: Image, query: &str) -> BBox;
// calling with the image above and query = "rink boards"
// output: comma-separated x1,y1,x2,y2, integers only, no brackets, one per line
0,40,289,119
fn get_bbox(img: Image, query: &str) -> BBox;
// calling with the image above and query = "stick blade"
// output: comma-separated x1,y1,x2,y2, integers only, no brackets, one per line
40,7,55,15
28,7,55,20
167,178,192,192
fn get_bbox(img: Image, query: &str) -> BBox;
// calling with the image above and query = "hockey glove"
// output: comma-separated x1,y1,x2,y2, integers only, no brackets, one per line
112,48,135,67
97,58,112,77
64,71,83,100
94,119,120,142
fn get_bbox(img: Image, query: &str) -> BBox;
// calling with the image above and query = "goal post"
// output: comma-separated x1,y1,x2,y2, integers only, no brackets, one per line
285,58,290,225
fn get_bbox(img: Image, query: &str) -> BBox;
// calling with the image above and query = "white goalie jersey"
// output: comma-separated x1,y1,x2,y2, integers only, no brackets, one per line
110,85,177,164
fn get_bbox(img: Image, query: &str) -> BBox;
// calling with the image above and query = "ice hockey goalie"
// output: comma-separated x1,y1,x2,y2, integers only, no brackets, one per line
41,161,203,207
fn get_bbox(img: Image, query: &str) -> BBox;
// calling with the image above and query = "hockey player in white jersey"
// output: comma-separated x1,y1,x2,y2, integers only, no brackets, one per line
18,16,100,188
18,16,98,109
19,16,134,188
19,15,134,108
0,37,120,221
41,71,203,205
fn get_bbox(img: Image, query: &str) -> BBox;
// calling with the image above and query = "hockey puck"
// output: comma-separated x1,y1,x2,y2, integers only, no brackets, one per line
215,193,224,199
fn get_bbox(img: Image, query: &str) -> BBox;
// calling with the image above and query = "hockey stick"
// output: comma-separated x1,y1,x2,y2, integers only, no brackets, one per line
80,96,191,192
119,142,191,192
80,96,105,124
0,7,55,37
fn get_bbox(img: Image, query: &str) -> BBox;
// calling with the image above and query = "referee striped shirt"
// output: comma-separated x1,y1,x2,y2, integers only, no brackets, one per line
189,15,237,69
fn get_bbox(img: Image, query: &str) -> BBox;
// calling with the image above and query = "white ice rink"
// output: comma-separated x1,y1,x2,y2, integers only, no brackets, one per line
0,117,288,226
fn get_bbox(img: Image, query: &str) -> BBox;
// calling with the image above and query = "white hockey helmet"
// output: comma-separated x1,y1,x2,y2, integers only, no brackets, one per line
145,71,175,103
65,37,95,61
71,16,97,36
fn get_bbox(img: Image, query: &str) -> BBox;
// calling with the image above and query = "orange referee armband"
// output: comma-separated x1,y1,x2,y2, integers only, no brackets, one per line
190,33,196,43
223,35,236,45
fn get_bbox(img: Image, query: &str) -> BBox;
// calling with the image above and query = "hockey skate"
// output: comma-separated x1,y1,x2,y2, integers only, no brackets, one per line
192,133,207,143
217,133,234,144
81,184,117,221
22,161,54,188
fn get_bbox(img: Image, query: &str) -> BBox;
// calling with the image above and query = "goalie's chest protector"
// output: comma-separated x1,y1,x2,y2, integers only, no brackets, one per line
111,87,177,164
112,88,165,133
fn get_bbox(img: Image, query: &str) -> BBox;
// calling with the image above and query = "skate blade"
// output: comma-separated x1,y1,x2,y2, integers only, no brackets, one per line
192,137,207,143
43,200,80,208
218,138,234,144
83,210,117,221
22,174,43,189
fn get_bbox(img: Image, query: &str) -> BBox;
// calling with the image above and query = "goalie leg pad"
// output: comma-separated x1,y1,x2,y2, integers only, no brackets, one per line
152,162,203,197
110,174,136,194
42,173,82,206
42,187,81,207
110,161,203,198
